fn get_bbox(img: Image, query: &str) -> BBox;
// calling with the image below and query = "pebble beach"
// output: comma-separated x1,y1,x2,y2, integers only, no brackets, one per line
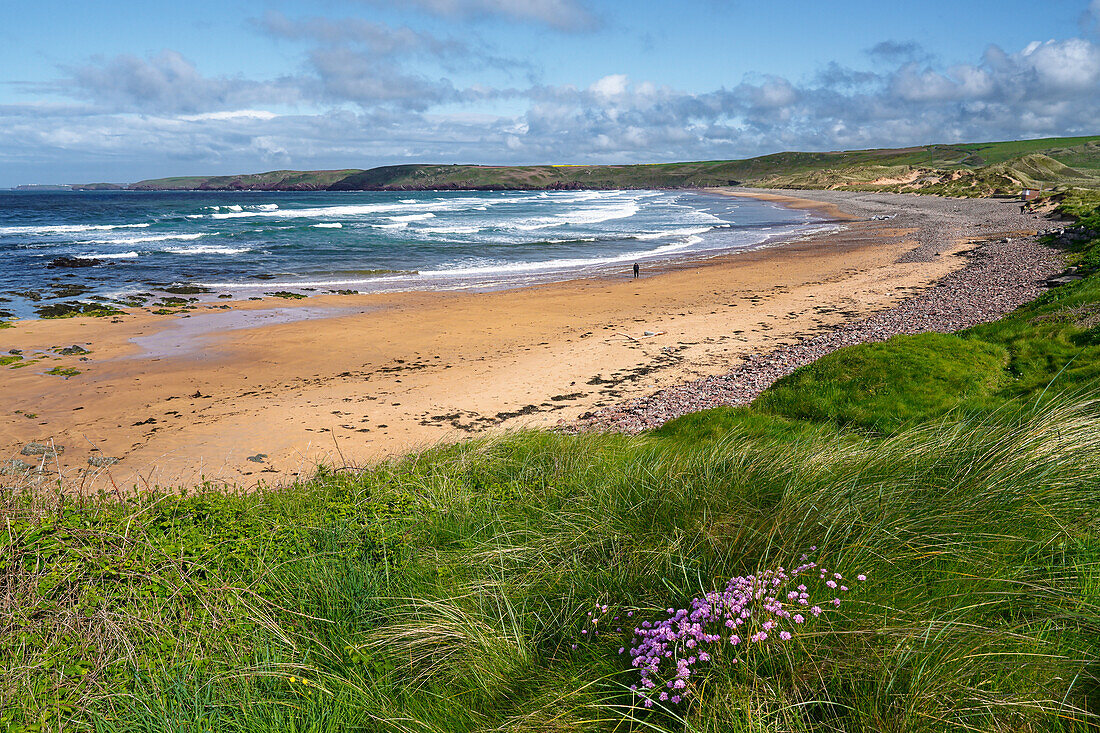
575,189,1066,433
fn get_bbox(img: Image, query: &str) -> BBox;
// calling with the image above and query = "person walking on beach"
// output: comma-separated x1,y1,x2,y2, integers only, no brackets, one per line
633,262,640,279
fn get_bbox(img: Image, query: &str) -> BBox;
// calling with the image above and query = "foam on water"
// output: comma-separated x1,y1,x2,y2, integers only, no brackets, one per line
90,251,141,259
0,223,150,235
0,188,828,317
164,245,251,255
389,213,436,222
79,233,209,245
635,225,719,241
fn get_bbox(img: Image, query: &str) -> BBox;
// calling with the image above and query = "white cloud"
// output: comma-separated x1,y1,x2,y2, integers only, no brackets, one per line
1019,38,1100,89
179,110,279,122
589,74,629,97
362,0,600,31
67,50,304,113
7,33,1100,185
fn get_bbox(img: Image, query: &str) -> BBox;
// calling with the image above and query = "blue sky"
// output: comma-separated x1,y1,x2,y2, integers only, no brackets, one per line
3,0,1100,185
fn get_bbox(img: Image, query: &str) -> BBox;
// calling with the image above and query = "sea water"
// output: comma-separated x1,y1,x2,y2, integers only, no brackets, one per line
0,189,836,318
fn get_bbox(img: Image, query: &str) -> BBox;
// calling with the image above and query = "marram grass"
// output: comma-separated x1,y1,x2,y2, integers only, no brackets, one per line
2,397,1098,732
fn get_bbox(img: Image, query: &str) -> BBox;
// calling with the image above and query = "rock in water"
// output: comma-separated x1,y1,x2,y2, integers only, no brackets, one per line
47,256,102,269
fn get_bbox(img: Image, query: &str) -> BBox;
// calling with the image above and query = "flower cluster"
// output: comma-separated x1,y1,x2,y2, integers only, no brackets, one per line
624,552,865,707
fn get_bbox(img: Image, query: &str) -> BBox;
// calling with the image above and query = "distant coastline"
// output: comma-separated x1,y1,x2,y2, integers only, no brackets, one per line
36,134,1098,197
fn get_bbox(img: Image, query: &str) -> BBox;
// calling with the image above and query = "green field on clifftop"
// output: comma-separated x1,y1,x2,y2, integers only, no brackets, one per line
128,135,1100,196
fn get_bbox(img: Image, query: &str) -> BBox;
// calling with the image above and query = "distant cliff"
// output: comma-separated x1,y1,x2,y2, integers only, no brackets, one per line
126,135,1100,196
127,169,362,191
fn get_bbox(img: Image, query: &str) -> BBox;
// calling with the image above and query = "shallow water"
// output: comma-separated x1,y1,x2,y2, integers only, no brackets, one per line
0,189,835,318
126,306,366,359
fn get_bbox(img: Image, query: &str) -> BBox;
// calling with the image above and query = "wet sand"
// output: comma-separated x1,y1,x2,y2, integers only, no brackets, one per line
0,189,1043,492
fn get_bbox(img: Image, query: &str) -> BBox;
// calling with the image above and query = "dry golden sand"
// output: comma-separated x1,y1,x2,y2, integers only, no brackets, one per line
0,191,1017,492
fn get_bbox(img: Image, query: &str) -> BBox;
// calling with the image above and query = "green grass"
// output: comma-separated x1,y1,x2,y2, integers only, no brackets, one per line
3,196,1100,732
4,407,1098,732
127,135,1100,194
753,333,1008,432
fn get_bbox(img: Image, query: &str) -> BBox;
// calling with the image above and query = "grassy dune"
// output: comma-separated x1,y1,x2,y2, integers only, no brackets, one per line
128,135,1100,195
3,195,1100,732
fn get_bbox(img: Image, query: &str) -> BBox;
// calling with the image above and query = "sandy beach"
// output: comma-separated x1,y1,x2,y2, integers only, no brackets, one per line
1,189,1053,492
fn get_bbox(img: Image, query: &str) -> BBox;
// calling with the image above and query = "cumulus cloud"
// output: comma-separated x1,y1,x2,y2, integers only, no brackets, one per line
305,47,459,110
361,0,600,31
61,19,518,116
66,50,303,113
254,10,467,60
7,30,1100,184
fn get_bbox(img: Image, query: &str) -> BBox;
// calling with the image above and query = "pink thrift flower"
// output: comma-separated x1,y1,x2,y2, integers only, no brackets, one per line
779,631,792,641
793,614,805,623
857,574,867,581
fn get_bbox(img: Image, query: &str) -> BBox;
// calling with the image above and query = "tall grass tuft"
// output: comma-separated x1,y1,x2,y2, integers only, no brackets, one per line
3,397,1098,731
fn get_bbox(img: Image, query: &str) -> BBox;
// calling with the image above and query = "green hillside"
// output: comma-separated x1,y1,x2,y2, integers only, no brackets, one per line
128,135,1100,195
128,169,362,191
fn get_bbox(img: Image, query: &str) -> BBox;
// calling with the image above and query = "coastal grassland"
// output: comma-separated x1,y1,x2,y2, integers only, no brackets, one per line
127,169,363,191
128,135,1100,195
654,190,1100,439
3,403,1098,732
4,204,1100,733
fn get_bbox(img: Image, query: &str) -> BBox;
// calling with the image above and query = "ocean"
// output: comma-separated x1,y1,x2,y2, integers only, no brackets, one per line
0,189,837,319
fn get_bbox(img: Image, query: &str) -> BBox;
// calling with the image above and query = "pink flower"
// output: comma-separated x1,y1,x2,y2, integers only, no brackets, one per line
779,631,792,641
793,614,805,623
857,574,867,581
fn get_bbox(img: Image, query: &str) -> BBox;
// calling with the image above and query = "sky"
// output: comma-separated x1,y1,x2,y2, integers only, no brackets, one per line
2,0,1100,186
